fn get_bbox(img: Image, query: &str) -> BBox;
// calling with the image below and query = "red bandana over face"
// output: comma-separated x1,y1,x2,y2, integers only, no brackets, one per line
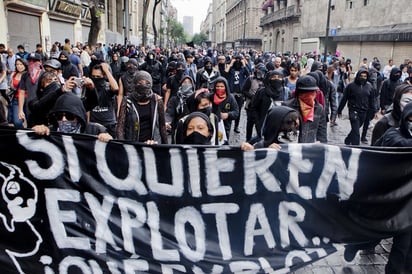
213,87,226,104
298,91,316,122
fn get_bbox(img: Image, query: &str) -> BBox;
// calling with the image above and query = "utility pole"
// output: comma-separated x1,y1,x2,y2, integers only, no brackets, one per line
242,0,247,50
323,0,332,64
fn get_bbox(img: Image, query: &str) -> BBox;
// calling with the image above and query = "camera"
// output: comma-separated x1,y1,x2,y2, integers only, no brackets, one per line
74,77,84,87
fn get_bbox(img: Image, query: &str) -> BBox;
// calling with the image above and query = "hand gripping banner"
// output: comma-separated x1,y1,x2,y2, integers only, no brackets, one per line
0,127,411,273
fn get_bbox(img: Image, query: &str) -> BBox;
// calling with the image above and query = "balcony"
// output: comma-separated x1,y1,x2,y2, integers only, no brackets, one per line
260,5,301,27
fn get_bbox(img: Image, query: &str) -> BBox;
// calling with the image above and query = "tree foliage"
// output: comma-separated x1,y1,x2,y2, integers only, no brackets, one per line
192,33,208,46
167,18,188,48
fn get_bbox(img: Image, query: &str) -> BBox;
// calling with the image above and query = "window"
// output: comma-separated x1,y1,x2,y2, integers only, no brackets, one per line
364,0,369,6
346,0,353,9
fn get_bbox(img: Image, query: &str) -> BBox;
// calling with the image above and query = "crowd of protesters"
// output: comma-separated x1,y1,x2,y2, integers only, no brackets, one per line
1,39,412,272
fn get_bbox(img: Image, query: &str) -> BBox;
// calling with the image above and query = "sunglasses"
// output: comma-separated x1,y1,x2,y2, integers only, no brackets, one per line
53,112,77,121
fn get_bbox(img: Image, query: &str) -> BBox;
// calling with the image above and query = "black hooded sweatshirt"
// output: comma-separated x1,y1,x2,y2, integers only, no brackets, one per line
338,68,374,114
380,67,402,111
379,102,412,147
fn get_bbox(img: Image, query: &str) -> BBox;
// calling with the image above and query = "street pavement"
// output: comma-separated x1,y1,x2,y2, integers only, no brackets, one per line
229,107,392,274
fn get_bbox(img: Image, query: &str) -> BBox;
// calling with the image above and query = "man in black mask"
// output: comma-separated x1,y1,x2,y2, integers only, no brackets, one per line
58,50,78,80
216,55,229,80
89,62,119,137
338,68,376,145
252,69,290,136
164,61,186,109
139,51,164,96
380,67,402,114
195,57,220,91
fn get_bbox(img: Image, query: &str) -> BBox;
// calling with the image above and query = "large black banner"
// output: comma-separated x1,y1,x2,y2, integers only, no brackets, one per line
0,127,411,273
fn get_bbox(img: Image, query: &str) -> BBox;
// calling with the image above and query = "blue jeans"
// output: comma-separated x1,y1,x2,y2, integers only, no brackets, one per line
7,98,24,128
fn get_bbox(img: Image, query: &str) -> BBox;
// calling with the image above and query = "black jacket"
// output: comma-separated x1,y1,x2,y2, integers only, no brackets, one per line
379,102,412,147
338,68,375,114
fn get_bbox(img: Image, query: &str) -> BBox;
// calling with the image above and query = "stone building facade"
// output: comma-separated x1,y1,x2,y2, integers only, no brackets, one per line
0,0,164,53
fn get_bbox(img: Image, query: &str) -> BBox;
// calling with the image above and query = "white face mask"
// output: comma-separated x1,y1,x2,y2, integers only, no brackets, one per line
400,93,412,112
408,121,412,137
277,130,299,143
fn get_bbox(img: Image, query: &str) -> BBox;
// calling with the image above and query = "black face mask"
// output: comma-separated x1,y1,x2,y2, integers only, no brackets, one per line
92,78,107,90
358,78,367,86
175,70,184,79
233,61,242,70
198,106,212,117
269,79,283,90
59,59,69,65
205,65,212,72
218,63,225,71
127,66,138,75
184,131,211,145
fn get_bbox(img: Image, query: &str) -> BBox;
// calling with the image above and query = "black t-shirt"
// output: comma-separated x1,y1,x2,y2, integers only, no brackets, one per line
90,83,116,126
136,103,151,142
166,75,181,98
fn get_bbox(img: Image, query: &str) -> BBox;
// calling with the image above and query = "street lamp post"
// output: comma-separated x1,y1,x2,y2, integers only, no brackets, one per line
324,0,332,63
242,0,247,50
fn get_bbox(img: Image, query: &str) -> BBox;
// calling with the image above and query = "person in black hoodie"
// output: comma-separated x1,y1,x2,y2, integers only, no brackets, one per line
380,67,402,114
241,106,300,150
211,77,239,140
337,68,375,145
32,92,112,142
378,102,412,274
195,57,220,91
372,84,412,145
139,51,164,96
252,69,290,138
58,50,79,80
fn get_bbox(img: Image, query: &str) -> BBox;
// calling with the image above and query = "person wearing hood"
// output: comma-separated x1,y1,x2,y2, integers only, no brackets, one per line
242,63,266,141
139,51,164,96
165,75,195,140
118,58,139,117
176,111,214,145
380,67,402,114
195,56,221,91
164,61,186,109
283,75,327,143
58,50,79,80
337,68,376,145
211,77,239,140
372,84,412,145
252,69,290,138
311,68,337,125
241,106,300,150
116,70,167,144
226,55,250,133
376,102,412,274
31,92,112,143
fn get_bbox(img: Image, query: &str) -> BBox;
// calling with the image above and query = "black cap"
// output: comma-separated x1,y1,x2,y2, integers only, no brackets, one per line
27,52,42,61
296,75,318,91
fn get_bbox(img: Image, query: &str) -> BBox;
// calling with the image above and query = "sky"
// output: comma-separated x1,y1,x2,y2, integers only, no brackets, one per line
170,0,212,34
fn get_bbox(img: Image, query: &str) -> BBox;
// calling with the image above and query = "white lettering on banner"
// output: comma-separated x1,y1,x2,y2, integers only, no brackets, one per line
204,150,235,196
278,201,308,248
123,259,149,272
45,189,91,250
187,149,201,198
316,145,360,200
143,147,184,197
258,257,289,274
243,150,281,195
192,265,224,274
58,256,93,274
118,198,147,254
244,203,276,256
201,203,239,260
175,207,206,262
287,145,314,199
17,131,64,180
62,136,81,182
85,193,120,253
95,142,148,195
161,264,187,273
147,201,180,261
229,261,260,274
